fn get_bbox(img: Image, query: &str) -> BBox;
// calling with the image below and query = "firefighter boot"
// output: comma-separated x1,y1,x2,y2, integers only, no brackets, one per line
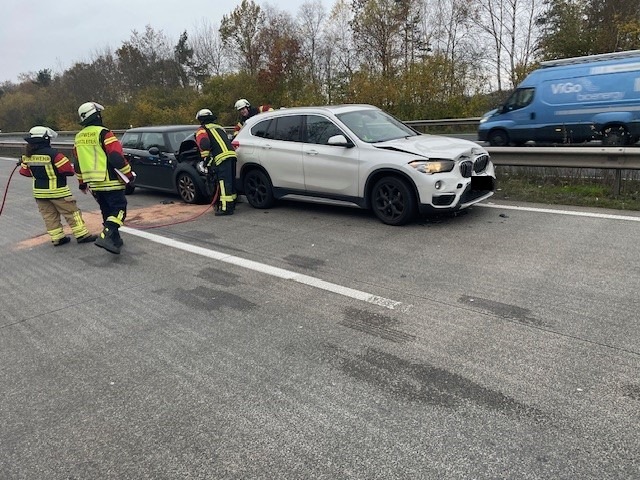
215,201,235,216
113,228,124,248
53,236,71,247
77,233,98,243
95,225,122,254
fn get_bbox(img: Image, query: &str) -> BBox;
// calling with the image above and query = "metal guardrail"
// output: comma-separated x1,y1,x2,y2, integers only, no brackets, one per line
486,146,640,195
486,146,640,169
3,136,640,195
405,117,482,128
2,140,639,169
0,128,236,141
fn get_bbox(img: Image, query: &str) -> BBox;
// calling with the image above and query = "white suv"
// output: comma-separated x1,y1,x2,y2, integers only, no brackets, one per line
232,104,495,225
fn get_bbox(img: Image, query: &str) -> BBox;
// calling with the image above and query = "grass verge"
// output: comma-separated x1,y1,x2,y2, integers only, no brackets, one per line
494,167,640,211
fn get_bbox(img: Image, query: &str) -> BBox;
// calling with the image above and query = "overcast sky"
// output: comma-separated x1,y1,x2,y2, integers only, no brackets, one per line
1,0,332,84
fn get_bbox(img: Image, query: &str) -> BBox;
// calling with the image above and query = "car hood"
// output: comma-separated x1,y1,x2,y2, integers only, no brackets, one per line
373,135,482,160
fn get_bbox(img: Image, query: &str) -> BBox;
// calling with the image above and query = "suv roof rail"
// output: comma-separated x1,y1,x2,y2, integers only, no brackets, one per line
539,50,640,68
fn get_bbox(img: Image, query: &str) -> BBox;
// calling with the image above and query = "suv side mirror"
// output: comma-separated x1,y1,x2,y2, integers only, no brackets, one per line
148,146,160,155
327,134,353,147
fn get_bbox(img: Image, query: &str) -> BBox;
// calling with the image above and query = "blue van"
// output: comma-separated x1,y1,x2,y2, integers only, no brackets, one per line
478,50,640,146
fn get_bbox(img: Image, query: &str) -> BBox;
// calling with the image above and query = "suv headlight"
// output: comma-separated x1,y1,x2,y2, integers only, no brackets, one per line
409,160,455,174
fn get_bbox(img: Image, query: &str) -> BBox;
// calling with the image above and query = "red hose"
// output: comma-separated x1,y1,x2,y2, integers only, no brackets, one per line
0,164,19,217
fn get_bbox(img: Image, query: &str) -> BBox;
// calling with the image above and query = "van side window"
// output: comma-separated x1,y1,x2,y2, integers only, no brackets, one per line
503,87,535,112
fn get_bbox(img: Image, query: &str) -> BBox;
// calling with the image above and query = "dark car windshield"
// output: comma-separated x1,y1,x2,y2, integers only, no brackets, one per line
336,109,419,143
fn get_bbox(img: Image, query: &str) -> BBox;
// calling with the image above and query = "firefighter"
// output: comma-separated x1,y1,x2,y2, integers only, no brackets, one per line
195,108,237,216
73,102,134,254
19,126,97,246
233,98,273,137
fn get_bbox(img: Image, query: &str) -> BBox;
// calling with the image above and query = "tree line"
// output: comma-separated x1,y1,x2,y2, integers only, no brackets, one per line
1,0,638,132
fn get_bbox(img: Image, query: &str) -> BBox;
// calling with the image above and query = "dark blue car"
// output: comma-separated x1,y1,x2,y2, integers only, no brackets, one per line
121,125,212,204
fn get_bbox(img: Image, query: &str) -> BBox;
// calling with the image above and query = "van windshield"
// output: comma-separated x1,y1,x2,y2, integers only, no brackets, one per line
502,87,535,112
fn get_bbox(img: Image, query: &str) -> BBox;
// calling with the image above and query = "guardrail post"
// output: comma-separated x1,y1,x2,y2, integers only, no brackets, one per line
614,169,622,197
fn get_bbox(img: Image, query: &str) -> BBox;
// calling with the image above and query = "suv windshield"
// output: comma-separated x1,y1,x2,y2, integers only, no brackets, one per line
337,110,418,143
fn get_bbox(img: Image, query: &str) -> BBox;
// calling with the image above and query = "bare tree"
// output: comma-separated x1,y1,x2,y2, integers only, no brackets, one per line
322,0,359,102
190,19,229,81
297,0,329,87
473,0,542,90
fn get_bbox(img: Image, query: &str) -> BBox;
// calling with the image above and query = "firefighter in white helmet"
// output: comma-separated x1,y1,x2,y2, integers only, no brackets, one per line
19,126,97,246
233,98,273,137
195,108,237,215
73,102,134,254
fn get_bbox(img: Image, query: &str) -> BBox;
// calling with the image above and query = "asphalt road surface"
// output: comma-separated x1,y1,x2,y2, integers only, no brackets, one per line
1,157,639,479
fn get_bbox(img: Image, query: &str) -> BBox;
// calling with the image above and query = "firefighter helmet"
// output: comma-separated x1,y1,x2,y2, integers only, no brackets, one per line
195,108,215,121
24,126,58,142
235,98,251,110
78,102,104,125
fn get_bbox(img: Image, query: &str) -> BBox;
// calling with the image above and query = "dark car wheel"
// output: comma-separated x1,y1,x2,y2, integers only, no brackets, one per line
488,129,509,147
243,169,275,208
176,172,204,204
371,176,416,226
602,125,629,146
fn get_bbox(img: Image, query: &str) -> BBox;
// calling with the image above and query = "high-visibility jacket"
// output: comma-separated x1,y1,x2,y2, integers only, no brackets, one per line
19,144,74,199
196,123,237,167
74,125,131,191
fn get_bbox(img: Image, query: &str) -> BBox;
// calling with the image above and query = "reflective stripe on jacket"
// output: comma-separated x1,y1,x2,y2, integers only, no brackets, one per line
196,123,237,167
20,149,73,199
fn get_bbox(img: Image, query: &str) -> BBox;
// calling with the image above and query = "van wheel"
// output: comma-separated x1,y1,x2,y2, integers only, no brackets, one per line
602,125,629,146
488,130,509,147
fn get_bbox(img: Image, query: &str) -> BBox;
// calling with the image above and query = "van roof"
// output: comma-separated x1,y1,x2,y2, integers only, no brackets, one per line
540,50,640,68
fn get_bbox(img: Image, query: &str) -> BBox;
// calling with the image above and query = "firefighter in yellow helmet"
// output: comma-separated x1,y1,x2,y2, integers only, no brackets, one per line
19,126,97,246
195,108,237,215
73,102,134,254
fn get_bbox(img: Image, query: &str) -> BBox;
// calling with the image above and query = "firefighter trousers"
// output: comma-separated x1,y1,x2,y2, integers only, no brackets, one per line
213,158,237,213
36,197,90,243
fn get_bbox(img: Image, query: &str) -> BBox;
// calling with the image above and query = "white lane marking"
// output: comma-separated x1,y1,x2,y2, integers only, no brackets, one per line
479,202,640,222
121,226,411,312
